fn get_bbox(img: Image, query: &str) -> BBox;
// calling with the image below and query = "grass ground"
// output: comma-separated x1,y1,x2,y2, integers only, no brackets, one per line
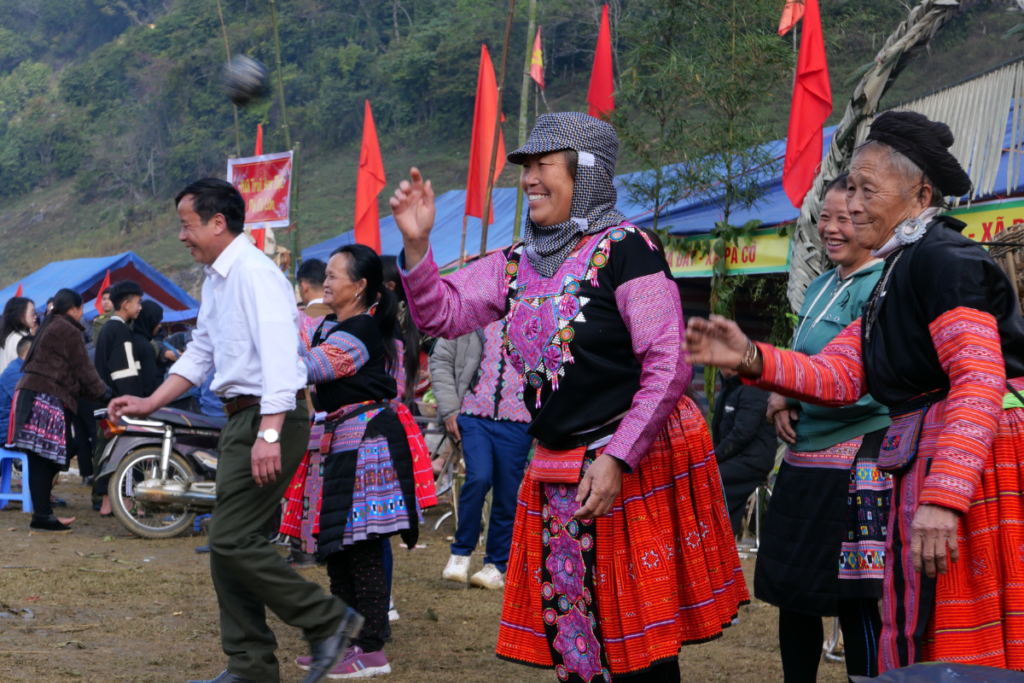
0,479,849,683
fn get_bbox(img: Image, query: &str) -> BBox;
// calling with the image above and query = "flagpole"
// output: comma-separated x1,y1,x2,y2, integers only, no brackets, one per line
480,0,518,258
459,216,469,269
512,0,538,244
269,0,298,281
214,0,241,157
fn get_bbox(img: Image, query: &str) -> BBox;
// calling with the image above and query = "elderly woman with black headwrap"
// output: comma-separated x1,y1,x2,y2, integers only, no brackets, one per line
390,113,748,682
685,111,1024,672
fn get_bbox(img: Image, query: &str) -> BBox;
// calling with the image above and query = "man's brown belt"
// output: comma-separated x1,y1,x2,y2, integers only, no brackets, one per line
222,391,306,417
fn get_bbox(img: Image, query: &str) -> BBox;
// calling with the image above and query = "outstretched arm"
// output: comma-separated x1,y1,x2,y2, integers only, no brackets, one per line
749,319,867,408
684,314,867,408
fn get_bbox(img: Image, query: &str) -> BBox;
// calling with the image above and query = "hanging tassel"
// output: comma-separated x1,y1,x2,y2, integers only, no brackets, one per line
562,343,574,364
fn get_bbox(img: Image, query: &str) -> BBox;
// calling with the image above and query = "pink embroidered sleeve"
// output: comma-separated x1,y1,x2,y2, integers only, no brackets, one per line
744,318,867,407
399,246,509,340
920,307,1005,513
605,272,691,471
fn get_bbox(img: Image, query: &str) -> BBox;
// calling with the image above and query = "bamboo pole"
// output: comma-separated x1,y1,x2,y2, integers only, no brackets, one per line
269,0,291,150
292,141,301,279
214,0,241,156
480,0,518,257
512,0,538,244
269,0,296,281
459,215,469,268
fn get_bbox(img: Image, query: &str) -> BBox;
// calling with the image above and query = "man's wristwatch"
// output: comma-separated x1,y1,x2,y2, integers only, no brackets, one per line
257,429,280,444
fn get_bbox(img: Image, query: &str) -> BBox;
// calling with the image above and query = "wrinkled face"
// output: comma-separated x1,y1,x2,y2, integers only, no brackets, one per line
178,195,228,266
323,253,366,310
23,302,36,330
519,151,574,227
847,145,927,251
818,188,866,269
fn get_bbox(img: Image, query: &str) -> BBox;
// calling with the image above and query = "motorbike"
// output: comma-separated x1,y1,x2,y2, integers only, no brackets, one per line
94,407,224,539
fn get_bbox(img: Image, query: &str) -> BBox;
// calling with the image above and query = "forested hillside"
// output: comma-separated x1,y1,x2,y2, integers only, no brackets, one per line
0,0,1020,293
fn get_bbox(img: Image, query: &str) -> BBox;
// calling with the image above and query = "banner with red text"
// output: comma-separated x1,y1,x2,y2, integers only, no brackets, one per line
227,151,294,230
666,228,792,278
944,197,1024,243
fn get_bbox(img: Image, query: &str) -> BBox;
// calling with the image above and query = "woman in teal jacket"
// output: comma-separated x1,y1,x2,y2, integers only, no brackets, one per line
760,174,892,682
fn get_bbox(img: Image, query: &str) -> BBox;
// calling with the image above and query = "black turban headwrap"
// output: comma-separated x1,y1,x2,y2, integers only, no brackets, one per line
865,111,972,198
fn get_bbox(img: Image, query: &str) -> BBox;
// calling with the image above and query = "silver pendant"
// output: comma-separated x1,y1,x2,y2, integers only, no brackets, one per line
895,216,928,246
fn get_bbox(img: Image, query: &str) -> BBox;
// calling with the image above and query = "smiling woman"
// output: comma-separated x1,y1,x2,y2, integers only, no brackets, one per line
685,111,1024,674
390,112,748,683
761,173,893,681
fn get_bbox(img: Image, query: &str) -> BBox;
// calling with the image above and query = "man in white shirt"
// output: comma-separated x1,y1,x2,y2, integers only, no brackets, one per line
108,179,360,683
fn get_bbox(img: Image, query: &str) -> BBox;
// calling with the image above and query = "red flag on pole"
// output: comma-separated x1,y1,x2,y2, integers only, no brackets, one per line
14,283,22,298
530,27,545,91
587,5,615,119
778,0,806,36
94,270,110,315
782,0,831,209
254,123,264,156
354,100,386,253
465,45,506,227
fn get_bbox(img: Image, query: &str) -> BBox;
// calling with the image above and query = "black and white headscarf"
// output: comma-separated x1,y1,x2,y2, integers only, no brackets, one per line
508,112,625,278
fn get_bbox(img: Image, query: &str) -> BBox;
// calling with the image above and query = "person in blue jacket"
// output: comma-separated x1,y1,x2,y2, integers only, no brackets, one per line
0,334,31,442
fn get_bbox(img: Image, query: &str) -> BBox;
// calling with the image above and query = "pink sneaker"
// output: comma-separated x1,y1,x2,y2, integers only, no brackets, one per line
327,645,391,678
295,655,313,671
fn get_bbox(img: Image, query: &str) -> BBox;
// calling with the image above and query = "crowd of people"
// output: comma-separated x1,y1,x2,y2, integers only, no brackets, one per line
3,107,1024,683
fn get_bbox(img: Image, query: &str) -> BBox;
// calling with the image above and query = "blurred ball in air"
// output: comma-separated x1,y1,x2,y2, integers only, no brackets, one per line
221,55,270,107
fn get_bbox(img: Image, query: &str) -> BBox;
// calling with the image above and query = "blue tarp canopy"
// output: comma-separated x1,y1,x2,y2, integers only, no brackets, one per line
303,115,1024,268
0,252,199,322
303,127,838,267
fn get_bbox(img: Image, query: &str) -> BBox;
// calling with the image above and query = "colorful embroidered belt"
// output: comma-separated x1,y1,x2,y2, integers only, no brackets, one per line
529,444,587,483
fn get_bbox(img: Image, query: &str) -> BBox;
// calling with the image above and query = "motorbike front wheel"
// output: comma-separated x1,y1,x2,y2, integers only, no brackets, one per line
108,447,198,539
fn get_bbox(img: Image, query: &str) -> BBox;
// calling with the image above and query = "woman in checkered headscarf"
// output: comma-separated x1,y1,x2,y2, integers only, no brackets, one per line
390,112,747,682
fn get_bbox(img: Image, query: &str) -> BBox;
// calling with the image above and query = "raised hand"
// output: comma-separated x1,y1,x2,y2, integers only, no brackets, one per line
389,167,435,269
683,315,756,373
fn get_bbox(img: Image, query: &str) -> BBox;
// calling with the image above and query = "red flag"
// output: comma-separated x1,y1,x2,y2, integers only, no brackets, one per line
530,27,545,91
14,283,22,298
255,124,263,156
778,0,806,36
465,45,506,226
587,5,615,119
354,100,386,253
251,228,266,251
782,0,831,209
94,270,110,315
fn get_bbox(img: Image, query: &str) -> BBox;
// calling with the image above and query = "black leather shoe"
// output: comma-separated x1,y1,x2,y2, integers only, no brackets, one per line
303,607,365,683
186,670,256,683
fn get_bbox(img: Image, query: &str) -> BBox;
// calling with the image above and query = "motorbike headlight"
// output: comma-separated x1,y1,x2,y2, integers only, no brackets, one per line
193,450,218,470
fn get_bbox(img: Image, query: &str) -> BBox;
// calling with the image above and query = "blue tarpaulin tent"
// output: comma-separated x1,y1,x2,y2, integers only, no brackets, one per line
0,252,199,322
299,113,1024,270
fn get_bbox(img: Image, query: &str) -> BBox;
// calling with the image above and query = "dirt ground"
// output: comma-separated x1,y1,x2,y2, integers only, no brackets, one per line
0,479,849,683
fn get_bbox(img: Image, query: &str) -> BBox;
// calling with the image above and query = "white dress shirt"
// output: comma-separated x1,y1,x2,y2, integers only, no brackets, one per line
170,233,305,415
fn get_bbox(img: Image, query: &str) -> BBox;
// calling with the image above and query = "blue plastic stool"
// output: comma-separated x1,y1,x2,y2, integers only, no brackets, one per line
0,448,32,513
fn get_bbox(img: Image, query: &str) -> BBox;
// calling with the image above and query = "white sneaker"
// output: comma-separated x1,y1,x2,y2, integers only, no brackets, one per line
469,563,505,590
442,554,470,585
388,596,399,622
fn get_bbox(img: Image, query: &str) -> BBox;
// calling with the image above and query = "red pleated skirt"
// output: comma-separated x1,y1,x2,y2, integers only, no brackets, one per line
881,400,1024,671
497,397,749,675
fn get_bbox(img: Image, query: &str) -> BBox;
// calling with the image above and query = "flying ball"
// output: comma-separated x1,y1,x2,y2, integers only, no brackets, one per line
221,55,270,107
